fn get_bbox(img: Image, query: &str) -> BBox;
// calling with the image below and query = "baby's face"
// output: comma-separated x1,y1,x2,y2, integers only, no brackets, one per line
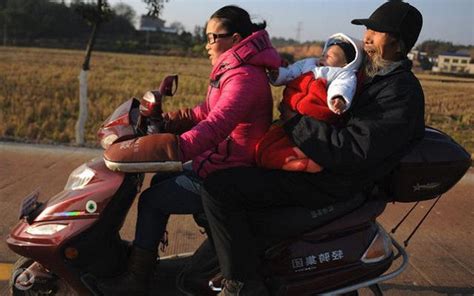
319,45,348,67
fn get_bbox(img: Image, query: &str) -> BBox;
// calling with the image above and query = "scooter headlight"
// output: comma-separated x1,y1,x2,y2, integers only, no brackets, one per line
25,224,67,235
64,164,95,190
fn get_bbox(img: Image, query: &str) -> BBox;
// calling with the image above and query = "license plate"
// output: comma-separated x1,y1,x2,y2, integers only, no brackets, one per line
19,189,40,220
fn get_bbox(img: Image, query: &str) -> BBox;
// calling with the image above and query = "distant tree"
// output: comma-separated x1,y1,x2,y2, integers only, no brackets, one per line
143,0,169,17
416,40,473,56
193,25,205,44
179,30,193,47
103,5,136,36
271,36,300,47
75,0,168,145
418,40,458,57
1,0,47,41
0,0,5,43
113,2,136,24
1,1,50,44
169,21,185,34
0,5,7,46
45,1,87,39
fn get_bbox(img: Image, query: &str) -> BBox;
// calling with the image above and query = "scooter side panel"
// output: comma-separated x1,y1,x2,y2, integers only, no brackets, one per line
265,223,376,276
265,223,393,295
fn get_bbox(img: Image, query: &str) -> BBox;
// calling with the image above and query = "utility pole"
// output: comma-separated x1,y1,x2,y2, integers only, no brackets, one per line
296,22,302,43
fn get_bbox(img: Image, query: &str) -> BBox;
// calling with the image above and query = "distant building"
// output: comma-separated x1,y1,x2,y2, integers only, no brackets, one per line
139,15,164,32
408,49,432,70
433,52,473,74
408,49,428,61
139,16,177,33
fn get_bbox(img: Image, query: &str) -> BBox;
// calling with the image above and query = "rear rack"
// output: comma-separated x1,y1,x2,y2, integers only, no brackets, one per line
320,235,409,296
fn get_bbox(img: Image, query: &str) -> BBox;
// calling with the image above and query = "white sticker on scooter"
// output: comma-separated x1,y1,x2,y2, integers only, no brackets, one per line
86,200,97,213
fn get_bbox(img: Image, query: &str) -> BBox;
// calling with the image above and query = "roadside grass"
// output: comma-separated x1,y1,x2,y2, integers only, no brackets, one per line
1,46,472,156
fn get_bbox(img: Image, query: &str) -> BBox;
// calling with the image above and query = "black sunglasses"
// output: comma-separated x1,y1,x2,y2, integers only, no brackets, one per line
206,32,234,45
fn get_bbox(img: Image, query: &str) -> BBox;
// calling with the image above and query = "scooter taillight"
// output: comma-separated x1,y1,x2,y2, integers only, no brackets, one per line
360,226,392,263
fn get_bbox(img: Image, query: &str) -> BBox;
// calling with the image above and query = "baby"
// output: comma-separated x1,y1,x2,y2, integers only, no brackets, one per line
256,33,363,172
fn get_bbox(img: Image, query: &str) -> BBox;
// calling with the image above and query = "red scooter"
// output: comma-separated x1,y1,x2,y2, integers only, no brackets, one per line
7,75,471,295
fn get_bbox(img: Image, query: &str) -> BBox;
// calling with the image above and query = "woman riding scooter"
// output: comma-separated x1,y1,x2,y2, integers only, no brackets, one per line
98,5,281,296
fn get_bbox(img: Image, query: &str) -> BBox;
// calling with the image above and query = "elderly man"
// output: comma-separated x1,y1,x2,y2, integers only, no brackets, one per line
202,1,424,295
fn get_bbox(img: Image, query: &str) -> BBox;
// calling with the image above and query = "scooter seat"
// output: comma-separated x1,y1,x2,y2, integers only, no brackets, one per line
303,198,386,237
246,194,386,249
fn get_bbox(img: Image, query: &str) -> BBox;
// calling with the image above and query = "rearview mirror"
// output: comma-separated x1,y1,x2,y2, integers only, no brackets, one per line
159,75,178,97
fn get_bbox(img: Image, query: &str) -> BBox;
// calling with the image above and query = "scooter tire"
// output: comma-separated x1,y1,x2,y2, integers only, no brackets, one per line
9,256,75,296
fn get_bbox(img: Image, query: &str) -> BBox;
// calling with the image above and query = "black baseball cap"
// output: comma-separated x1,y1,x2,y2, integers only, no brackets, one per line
351,1,422,53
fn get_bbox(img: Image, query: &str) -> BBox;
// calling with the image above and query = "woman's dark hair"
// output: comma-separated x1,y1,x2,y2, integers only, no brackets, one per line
210,5,266,39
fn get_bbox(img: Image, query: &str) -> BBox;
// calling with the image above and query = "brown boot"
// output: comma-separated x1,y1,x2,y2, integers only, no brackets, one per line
218,279,269,296
98,246,156,296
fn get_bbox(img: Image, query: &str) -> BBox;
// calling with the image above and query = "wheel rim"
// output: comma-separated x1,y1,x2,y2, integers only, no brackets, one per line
11,265,56,295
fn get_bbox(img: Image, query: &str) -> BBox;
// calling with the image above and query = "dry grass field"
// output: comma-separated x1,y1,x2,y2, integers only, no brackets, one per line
0,46,473,156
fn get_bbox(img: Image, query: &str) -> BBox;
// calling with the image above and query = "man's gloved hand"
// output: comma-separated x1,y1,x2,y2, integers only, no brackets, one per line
103,134,182,172
162,108,195,134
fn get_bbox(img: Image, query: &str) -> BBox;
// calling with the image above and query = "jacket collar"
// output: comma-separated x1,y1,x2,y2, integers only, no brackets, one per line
376,59,412,77
209,30,279,82
362,58,412,85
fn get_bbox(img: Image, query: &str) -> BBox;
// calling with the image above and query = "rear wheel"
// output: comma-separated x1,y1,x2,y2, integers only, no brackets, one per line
9,257,75,296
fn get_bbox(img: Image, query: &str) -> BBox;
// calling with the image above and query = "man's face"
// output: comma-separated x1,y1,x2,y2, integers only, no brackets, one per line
363,29,399,62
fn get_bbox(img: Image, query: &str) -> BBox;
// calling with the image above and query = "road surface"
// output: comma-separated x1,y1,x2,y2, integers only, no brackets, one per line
0,142,473,295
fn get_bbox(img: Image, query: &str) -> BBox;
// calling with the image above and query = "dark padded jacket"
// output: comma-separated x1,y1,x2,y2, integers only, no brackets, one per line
283,59,425,190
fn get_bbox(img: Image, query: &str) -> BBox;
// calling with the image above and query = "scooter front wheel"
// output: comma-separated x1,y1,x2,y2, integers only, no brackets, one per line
9,256,75,296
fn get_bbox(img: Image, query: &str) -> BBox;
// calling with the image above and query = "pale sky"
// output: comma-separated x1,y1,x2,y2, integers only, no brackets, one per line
109,0,474,46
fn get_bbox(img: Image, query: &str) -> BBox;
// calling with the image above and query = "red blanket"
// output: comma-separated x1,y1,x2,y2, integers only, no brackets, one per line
282,72,339,124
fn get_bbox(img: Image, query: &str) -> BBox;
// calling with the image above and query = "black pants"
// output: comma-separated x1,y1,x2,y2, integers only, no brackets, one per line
201,166,366,281
134,169,203,252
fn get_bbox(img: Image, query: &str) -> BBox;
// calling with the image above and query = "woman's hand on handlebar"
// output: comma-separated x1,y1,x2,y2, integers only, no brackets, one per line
162,109,196,135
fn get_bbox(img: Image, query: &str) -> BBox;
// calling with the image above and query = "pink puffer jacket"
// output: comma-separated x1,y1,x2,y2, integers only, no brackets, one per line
179,30,281,178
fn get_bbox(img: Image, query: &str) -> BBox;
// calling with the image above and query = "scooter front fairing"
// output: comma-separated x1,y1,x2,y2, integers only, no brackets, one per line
7,158,143,294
